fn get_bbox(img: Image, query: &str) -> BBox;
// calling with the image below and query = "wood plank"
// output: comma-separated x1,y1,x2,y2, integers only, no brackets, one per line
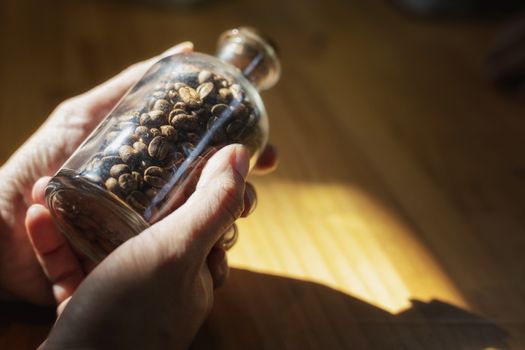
1,0,524,348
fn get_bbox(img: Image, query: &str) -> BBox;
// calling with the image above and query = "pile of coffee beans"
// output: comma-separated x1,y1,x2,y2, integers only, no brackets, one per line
79,69,260,219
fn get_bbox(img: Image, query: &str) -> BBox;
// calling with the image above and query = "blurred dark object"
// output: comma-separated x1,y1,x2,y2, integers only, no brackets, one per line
488,17,525,92
392,0,525,17
132,0,206,6
0,301,54,325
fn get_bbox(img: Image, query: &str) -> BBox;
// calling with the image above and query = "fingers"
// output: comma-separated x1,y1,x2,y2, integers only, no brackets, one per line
73,41,194,119
252,143,278,175
32,176,51,205
207,247,229,289
148,144,249,257
242,182,257,217
25,205,85,304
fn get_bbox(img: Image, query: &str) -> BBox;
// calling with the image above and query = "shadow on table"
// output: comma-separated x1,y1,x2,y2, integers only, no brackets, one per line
191,268,509,350
0,268,509,349
0,301,54,349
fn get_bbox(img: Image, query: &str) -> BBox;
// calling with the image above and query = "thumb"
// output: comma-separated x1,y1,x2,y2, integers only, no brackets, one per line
144,144,249,259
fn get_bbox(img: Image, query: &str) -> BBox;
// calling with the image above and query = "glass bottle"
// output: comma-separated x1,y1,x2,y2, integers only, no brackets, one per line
45,27,280,263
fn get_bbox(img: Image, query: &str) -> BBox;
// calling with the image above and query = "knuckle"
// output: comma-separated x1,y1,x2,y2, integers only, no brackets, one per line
123,63,139,74
54,96,80,114
122,60,148,75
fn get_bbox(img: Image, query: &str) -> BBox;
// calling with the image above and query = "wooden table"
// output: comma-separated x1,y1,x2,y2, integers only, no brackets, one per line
1,0,524,348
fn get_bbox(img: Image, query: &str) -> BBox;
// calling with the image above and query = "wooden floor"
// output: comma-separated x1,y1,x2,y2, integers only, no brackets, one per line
1,0,525,349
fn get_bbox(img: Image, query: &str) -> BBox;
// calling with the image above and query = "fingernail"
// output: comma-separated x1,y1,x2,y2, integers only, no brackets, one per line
52,284,66,302
161,41,194,57
232,145,250,179
32,176,51,204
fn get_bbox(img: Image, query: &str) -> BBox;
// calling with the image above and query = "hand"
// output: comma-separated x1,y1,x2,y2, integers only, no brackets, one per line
0,42,196,305
0,41,277,305
28,144,265,349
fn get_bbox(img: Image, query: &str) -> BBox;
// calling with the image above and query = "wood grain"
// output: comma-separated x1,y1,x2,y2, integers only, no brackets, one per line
1,0,524,348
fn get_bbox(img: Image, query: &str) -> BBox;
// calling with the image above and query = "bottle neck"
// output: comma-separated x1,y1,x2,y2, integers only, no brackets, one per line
216,27,281,91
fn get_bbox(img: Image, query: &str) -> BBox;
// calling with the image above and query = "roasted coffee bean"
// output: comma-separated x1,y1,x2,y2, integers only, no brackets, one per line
160,125,177,141
150,128,161,138
119,145,138,164
118,173,138,194
110,164,130,178
218,88,232,102
211,103,229,116
170,108,186,117
173,102,187,110
133,141,148,156
125,133,139,144
127,191,150,211
169,113,200,130
179,86,202,108
153,99,171,113
167,89,178,102
144,174,167,188
148,110,167,127
105,177,121,195
214,77,230,88
148,136,170,160
198,70,213,84
230,84,244,101
139,113,151,126
135,126,151,143
197,82,214,101
145,166,169,179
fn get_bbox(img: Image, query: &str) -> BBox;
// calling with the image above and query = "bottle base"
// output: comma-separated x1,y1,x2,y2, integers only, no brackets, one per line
45,169,150,263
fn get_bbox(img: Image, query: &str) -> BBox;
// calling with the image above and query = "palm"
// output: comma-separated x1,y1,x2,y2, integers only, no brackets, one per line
1,97,125,305
0,55,164,305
